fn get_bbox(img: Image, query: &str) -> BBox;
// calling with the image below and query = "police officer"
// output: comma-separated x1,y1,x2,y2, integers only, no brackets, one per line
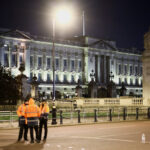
17,99,29,142
25,97,41,143
39,99,49,142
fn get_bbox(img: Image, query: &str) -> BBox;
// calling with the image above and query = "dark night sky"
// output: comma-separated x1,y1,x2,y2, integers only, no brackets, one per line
0,0,150,50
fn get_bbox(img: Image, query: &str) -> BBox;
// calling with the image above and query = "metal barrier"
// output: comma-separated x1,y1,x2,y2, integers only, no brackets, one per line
0,107,149,128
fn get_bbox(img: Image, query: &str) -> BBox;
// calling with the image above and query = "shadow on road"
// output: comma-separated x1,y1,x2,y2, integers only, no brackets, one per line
0,142,45,150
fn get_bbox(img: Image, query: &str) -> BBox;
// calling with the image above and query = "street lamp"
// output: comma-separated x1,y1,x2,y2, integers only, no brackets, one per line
51,6,73,125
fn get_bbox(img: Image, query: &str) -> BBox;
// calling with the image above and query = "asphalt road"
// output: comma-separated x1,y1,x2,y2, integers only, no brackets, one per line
0,121,150,150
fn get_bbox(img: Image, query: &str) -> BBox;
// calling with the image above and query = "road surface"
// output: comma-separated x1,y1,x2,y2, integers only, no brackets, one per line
0,121,150,150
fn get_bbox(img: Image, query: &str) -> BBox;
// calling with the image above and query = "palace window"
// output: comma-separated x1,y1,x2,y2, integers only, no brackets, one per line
55,58,59,69
38,57,42,68
56,74,59,82
119,78,122,85
71,60,75,71
64,74,67,83
135,78,139,85
47,74,50,82
47,58,51,69
11,53,17,67
130,78,133,85
130,65,133,75
71,75,75,83
30,56,33,67
118,64,121,75
135,66,138,75
30,72,33,81
124,65,127,75
63,59,67,70
19,54,23,64
140,67,142,75
124,78,127,85
4,53,9,67
38,73,42,81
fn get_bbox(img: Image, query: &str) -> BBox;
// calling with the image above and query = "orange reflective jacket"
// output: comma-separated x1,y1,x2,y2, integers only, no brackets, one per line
40,103,50,114
17,104,26,117
25,98,41,118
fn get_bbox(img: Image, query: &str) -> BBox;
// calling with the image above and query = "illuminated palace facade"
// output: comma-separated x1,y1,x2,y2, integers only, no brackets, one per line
0,29,143,98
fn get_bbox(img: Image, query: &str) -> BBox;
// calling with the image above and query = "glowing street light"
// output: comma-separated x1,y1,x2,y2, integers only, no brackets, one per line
51,6,73,125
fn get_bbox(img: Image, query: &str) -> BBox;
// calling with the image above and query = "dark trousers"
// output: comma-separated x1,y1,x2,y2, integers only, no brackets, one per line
39,119,48,140
18,124,28,141
29,125,39,141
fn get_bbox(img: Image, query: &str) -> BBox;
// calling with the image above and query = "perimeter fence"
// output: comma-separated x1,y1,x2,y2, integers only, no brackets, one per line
0,107,150,128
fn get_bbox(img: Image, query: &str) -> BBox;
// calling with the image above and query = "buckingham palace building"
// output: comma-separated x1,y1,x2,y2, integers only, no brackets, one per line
0,29,143,98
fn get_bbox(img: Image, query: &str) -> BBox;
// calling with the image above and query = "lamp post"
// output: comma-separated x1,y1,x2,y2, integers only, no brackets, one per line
51,6,73,125
51,17,57,125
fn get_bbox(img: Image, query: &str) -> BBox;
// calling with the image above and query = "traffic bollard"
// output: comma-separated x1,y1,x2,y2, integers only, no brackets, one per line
78,110,81,123
60,110,63,124
109,109,112,121
147,107,150,119
94,109,97,122
136,108,139,120
123,107,126,120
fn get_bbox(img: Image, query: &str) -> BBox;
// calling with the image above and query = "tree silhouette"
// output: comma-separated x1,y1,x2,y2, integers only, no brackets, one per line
0,65,20,104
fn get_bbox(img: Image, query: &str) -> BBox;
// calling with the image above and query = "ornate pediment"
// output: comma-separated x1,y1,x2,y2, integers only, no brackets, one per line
0,29,32,40
88,39,117,51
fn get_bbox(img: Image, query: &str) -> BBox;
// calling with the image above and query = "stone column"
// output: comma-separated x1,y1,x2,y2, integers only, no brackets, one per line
143,30,150,106
83,47,88,84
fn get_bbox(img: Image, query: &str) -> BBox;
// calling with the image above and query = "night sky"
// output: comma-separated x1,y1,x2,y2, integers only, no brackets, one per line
0,0,150,50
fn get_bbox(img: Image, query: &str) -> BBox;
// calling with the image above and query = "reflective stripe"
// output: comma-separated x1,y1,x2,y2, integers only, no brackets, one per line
27,120,39,122
26,112,39,113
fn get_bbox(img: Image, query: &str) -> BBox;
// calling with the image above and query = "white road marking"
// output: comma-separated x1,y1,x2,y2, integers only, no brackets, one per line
0,133,17,136
70,136,136,143
57,145,61,148
98,131,141,138
98,125,136,130
68,146,73,149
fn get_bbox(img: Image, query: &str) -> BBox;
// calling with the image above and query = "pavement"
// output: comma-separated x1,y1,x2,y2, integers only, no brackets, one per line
0,121,150,150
